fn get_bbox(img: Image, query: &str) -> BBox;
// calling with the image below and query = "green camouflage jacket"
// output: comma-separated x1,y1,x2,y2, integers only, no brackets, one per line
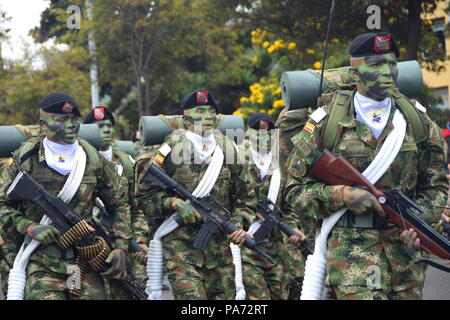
0,137,132,258
109,146,150,246
285,90,449,225
135,128,257,268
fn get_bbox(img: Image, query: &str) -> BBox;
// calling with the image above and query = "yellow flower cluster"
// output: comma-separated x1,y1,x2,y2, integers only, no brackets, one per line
235,77,285,119
313,61,322,70
266,39,297,54
272,99,284,109
251,28,268,44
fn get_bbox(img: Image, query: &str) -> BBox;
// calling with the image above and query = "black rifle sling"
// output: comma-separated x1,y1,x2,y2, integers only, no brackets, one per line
19,142,40,167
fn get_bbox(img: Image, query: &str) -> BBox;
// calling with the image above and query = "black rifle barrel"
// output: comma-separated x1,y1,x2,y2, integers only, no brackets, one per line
142,163,275,264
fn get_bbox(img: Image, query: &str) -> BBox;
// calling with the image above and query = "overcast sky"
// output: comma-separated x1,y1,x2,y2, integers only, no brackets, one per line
1,0,62,64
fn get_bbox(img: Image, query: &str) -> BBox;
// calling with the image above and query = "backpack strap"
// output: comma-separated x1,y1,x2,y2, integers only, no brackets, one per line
321,90,353,151
77,139,102,176
390,90,428,144
113,148,135,182
17,138,41,171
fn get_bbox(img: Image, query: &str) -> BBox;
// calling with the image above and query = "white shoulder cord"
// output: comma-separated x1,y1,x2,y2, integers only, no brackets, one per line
146,145,224,300
300,110,407,300
231,164,282,300
7,145,86,300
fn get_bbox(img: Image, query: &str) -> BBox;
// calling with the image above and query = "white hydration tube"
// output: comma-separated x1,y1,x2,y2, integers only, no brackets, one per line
300,110,407,300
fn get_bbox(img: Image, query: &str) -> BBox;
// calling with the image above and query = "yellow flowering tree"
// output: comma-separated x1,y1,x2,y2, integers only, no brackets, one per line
234,29,346,120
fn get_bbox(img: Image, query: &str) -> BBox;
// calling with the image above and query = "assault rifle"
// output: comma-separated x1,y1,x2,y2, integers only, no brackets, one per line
310,150,450,272
141,163,275,264
254,199,312,255
6,171,148,300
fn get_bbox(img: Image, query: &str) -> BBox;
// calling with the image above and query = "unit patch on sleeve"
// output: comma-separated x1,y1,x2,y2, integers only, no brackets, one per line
303,121,316,135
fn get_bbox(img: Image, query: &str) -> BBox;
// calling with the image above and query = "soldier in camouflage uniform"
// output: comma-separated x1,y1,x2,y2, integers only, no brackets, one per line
135,90,257,300
239,113,303,300
84,107,150,291
285,33,448,300
0,93,132,300
275,109,314,299
0,125,44,297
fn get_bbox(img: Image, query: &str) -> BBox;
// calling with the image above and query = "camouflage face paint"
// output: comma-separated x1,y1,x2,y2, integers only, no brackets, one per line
40,112,81,144
351,53,398,101
183,105,218,132
96,119,114,150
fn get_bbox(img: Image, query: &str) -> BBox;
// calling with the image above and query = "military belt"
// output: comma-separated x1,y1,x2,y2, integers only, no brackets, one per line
41,244,75,260
336,211,395,229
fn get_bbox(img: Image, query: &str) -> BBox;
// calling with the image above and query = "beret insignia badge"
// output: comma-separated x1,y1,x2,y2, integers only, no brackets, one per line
94,107,105,120
374,35,390,53
61,102,75,114
195,91,209,105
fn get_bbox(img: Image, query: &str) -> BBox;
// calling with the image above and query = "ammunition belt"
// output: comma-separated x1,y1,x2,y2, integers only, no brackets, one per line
76,236,111,271
58,220,93,249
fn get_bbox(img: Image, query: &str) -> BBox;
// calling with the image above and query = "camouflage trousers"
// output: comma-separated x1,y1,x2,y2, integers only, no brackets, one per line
166,259,235,300
24,254,127,300
284,243,306,300
0,247,15,299
127,254,148,290
241,236,291,300
326,226,426,300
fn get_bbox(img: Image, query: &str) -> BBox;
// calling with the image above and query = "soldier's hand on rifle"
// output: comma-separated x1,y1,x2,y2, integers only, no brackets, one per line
0,235,4,246
26,223,61,245
101,249,127,279
400,228,421,251
288,228,306,245
228,230,252,248
133,243,149,264
172,198,201,225
342,186,385,217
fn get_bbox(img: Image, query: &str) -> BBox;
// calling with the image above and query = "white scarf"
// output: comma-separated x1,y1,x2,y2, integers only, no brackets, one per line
43,137,83,176
250,147,272,180
354,91,392,139
99,146,113,162
185,131,217,163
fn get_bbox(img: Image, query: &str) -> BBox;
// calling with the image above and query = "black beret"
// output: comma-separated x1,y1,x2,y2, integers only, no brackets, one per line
248,112,275,130
180,90,219,114
349,32,399,58
83,106,115,126
39,92,81,117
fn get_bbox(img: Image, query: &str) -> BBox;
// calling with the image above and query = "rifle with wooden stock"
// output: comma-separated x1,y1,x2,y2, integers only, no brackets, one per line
310,150,450,272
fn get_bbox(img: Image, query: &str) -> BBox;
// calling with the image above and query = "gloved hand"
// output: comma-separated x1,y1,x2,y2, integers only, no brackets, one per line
173,198,201,225
26,223,61,245
342,186,385,217
100,249,127,279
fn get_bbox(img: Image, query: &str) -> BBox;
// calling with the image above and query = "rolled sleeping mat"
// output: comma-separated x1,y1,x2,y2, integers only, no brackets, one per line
78,124,102,150
139,115,183,147
139,114,245,146
0,124,102,158
114,140,137,158
281,60,424,110
0,126,29,158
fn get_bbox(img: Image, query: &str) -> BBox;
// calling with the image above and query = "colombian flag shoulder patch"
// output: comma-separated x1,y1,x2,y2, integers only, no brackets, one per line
153,153,166,165
303,121,316,135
